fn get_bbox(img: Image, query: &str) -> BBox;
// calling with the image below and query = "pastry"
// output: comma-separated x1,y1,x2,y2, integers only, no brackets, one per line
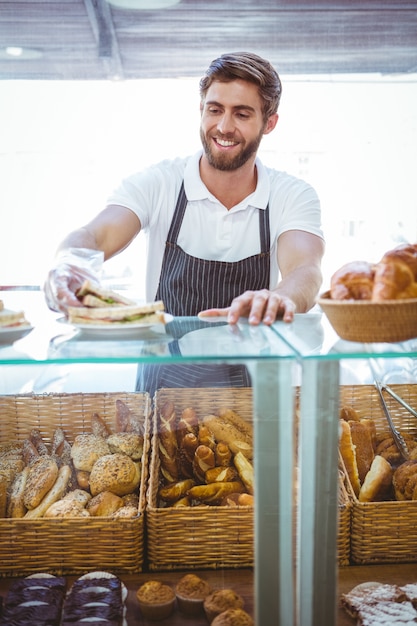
175,573,211,615
211,608,255,626
330,260,375,300
341,581,406,618
136,580,176,620
339,420,361,497
204,588,245,623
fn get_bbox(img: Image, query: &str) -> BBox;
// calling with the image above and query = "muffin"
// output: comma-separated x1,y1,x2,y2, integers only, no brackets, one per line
175,573,211,615
136,580,176,621
204,588,245,623
212,608,255,626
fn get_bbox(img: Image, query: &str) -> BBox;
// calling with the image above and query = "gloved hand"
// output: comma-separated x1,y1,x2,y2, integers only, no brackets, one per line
43,248,104,314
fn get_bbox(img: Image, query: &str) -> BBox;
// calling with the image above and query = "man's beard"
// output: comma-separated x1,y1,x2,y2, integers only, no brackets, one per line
200,126,264,171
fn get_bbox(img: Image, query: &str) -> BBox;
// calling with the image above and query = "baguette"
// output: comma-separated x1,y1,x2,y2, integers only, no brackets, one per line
158,401,180,483
233,451,255,495
205,466,238,484
24,464,71,519
188,481,244,505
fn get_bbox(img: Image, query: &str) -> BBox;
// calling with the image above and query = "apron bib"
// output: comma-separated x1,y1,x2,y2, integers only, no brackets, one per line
137,182,271,394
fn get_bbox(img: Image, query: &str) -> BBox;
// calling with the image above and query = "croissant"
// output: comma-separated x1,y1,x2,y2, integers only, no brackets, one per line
372,244,417,301
330,260,375,300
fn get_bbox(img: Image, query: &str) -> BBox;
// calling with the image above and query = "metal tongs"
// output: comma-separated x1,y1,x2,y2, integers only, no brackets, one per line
374,380,412,461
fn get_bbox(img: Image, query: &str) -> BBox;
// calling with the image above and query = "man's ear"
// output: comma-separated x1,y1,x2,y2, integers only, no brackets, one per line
264,113,279,135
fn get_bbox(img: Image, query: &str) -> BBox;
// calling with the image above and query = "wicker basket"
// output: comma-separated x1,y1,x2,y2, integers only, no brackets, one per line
147,387,351,570
0,392,151,577
339,383,417,564
318,291,417,343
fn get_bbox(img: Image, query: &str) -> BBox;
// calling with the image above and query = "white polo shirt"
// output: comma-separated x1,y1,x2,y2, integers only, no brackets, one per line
106,150,324,302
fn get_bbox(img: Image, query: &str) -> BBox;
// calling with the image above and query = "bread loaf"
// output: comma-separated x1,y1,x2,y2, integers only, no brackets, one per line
159,478,196,503
192,445,215,483
44,498,90,518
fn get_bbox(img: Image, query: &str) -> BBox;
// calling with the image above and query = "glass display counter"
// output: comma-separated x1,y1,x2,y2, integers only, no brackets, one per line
1,289,417,626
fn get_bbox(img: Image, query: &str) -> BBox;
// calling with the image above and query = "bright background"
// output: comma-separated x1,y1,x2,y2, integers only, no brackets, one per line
1,73,417,296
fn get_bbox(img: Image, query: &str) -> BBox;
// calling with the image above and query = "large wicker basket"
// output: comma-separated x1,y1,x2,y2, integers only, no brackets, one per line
146,387,352,570
318,291,417,343
339,383,417,564
0,392,151,577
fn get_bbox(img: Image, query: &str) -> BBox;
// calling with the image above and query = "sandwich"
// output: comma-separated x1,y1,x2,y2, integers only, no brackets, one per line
68,300,166,325
75,280,137,308
0,305,31,329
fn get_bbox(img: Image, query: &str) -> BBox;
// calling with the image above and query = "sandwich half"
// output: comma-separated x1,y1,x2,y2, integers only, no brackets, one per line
0,307,31,329
68,300,166,325
76,280,137,307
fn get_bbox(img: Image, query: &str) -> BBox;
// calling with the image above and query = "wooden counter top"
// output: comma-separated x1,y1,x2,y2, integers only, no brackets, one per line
1,565,416,624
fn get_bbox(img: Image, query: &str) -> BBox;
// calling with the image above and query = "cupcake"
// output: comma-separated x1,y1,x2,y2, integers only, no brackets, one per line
175,573,211,615
212,608,255,626
204,588,245,623
136,580,176,621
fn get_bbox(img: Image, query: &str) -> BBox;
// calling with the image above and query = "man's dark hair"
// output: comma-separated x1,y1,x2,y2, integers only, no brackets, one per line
199,51,282,122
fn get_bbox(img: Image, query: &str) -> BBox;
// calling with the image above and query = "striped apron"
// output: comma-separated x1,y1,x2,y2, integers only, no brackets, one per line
136,182,271,395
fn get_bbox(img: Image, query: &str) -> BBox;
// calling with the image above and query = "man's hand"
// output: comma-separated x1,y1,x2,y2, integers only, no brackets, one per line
198,289,296,326
43,264,99,314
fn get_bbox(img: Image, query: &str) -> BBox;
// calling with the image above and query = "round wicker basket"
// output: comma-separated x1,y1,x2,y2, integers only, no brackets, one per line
317,291,417,343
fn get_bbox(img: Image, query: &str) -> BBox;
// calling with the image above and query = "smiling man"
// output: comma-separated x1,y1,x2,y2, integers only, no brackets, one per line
45,51,324,325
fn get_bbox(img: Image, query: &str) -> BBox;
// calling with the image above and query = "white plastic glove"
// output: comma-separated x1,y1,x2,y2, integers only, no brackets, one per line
43,248,104,314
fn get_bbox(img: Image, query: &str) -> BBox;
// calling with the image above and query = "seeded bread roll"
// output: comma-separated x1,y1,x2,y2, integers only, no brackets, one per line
107,432,143,460
89,453,141,496
23,456,59,510
7,466,30,518
24,465,72,519
70,434,110,472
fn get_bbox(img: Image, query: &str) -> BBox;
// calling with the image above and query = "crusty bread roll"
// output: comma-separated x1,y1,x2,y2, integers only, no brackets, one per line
70,434,110,472
62,488,92,506
44,498,90,518
23,456,59,510
393,460,417,501
359,455,393,502
86,490,124,516
107,432,143,460
89,453,141,496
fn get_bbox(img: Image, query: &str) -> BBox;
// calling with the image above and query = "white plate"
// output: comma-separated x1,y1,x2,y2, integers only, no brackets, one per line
59,314,173,338
0,325,33,345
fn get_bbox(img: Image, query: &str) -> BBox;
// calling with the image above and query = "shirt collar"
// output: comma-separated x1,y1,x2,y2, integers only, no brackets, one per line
184,149,270,209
